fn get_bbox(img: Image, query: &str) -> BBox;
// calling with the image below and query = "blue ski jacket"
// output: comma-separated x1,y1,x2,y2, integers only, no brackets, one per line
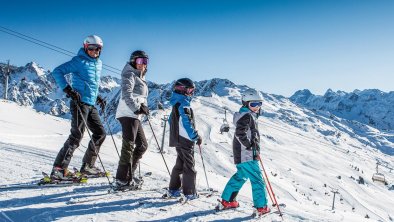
52,48,102,105
168,92,199,147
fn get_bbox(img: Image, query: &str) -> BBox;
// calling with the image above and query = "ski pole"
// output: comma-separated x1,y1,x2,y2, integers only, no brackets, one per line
146,115,171,176
198,145,211,191
259,156,275,205
102,111,120,158
258,155,283,219
76,104,112,185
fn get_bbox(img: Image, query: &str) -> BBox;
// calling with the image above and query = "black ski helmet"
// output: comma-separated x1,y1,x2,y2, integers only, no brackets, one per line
130,50,149,67
174,78,195,95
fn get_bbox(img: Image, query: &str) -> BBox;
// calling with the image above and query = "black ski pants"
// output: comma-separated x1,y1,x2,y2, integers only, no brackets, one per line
169,146,197,195
116,117,148,180
53,100,106,169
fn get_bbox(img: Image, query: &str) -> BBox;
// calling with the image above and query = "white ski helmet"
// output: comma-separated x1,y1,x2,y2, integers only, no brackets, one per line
83,35,103,50
241,89,263,102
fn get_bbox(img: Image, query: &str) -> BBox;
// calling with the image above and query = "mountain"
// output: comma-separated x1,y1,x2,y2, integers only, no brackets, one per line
1,62,393,156
290,89,394,131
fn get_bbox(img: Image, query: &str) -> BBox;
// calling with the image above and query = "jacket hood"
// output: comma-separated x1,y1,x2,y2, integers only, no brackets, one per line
233,106,258,126
170,92,192,106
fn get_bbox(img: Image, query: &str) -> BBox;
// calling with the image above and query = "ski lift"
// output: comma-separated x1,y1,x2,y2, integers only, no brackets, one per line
372,163,386,184
220,108,230,134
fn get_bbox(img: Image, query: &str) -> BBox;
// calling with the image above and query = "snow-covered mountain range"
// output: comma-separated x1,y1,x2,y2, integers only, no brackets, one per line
290,89,394,131
1,62,393,155
0,62,393,221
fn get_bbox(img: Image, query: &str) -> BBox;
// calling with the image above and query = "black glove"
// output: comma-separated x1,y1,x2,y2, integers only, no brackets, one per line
248,131,260,150
96,95,106,111
134,104,150,115
196,135,202,146
63,85,81,103
251,134,260,149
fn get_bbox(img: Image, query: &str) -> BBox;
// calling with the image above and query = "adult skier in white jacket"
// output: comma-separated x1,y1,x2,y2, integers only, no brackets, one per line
113,50,150,190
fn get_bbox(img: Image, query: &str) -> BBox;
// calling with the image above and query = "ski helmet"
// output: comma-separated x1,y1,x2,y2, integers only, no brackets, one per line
241,89,263,105
130,50,149,67
173,78,195,95
83,35,103,50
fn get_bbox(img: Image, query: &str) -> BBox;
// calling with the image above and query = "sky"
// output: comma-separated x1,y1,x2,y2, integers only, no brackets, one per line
0,0,393,97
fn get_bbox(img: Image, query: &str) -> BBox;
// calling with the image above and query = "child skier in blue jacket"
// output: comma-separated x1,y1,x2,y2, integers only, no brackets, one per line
165,78,202,200
217,89,270,216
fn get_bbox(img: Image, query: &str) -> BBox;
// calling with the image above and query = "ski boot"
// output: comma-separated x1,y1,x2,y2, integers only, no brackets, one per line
111,179,130,191
215,199,240,211
80,163,108,178
162,189,182,199
184,193,199,200
130,176,144,190
179,193,199,204
50,166,75,180
252,206,271,218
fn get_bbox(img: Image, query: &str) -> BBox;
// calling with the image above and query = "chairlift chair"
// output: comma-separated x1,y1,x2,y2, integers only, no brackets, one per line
372,163,387,184
372,173,386,183
220,119,230,134
220,108,230,134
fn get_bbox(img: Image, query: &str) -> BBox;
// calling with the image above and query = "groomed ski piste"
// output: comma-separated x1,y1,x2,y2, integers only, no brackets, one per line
0,95,393,222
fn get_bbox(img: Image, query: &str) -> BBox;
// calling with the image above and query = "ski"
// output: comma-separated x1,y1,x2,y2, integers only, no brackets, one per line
161,193,180,199
198,188,218,197
37,172,88,186
108,174,149,194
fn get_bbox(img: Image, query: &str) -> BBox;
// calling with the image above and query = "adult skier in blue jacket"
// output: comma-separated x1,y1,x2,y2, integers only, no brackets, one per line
51,35,107,179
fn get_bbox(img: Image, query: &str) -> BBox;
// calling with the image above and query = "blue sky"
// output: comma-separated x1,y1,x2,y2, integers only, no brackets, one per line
1,0,393,96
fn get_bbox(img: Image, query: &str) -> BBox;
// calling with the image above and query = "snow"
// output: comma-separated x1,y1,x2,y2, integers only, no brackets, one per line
1,95,393,222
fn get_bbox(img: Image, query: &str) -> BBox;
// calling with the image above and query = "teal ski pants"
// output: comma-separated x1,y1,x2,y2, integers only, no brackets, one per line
221,160,268,208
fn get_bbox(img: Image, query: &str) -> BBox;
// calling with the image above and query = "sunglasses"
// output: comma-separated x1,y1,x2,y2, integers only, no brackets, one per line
249,101,262,108
135,57,149,65
174,85,195,95
87,45,102,52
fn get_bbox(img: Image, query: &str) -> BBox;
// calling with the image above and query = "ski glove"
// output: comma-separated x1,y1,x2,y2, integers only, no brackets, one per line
63,85,81,103
251,135,260,149
196,135,203,146
96,95,106,111
134,103,150,115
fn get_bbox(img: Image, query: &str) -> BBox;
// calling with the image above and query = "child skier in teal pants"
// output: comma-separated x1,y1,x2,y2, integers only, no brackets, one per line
217,89,270,216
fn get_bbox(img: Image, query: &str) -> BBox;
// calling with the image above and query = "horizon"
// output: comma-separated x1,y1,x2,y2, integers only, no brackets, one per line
1,60,393,97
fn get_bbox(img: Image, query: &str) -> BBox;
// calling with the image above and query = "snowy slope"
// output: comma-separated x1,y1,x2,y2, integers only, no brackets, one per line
1,91,393,222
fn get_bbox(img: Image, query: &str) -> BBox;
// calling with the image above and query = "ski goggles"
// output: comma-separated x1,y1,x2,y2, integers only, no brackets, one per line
174,85,195,95
135,57,149,65
249,101,263,107
86,44,102,51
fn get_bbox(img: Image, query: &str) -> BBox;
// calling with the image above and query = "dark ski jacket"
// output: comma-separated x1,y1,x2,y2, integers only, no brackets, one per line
232,107,260,164
168,92,199,148
52,48,102,105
